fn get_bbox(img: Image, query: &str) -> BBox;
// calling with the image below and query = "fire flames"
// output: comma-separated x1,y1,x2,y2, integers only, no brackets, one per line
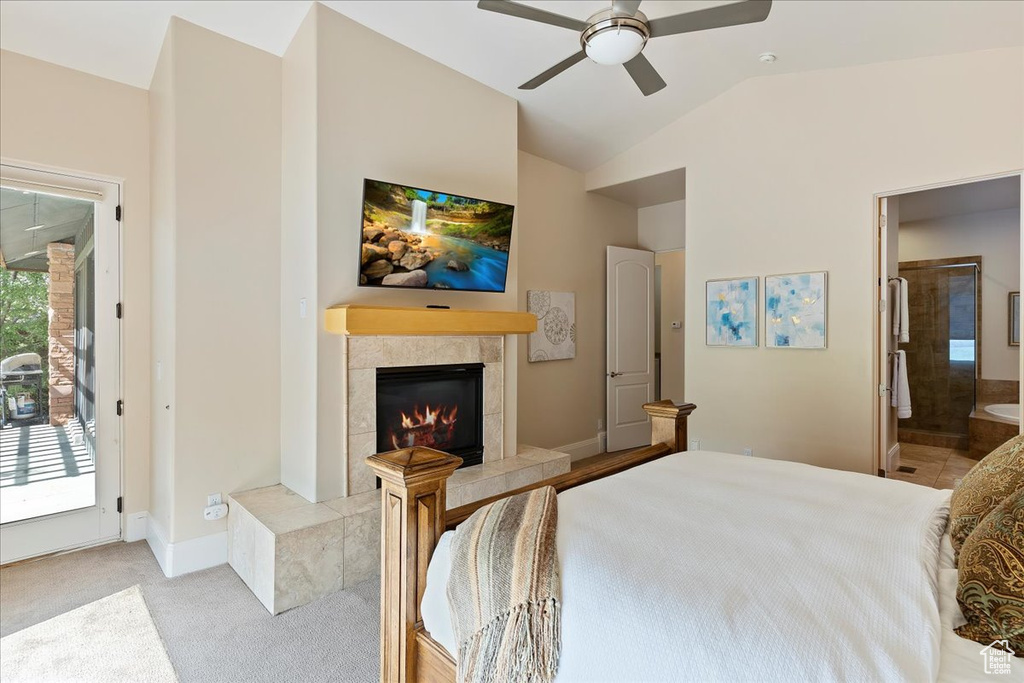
389,403,458,450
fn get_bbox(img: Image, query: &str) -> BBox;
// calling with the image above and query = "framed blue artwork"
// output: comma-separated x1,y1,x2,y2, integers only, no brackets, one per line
706,277,758,347
765,271,827,349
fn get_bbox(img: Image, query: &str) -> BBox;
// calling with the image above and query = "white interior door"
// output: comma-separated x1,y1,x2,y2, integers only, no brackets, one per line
877,196,902,475
877,197,891,474
606,246,655,452
0,163,121,563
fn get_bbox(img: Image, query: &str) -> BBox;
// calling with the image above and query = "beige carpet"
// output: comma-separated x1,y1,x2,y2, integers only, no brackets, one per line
1,541,380,682
0,584,177,683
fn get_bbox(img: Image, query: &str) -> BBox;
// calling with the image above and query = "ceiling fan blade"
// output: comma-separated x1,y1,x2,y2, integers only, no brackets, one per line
520,50,588,90
477,0,587,32
623,53,666,96
648,0,772,38
612,0,643,15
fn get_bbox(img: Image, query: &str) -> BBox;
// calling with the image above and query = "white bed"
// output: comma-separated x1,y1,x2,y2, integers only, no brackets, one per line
422,451,1014,682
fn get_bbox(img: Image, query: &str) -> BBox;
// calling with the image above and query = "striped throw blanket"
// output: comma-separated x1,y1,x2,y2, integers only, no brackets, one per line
447,486,561,683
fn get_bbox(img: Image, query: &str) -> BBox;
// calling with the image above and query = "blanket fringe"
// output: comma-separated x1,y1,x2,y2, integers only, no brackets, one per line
457,598,561,683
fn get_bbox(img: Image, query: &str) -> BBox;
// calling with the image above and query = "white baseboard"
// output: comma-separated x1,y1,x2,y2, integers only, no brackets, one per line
886,443,901,473
125,511,149,542
556,433,606,462
146,516,172,576
146,516,227,578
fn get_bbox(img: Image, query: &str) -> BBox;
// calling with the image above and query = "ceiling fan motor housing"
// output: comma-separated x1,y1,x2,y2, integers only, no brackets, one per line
581,9,651,66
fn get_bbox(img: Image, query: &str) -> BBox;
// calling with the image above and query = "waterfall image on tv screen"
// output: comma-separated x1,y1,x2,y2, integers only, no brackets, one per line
360,179,513,292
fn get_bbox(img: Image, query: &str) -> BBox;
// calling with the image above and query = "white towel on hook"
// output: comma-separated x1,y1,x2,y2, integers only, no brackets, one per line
891,350,912,419
894,277,910,343
890,279,901,341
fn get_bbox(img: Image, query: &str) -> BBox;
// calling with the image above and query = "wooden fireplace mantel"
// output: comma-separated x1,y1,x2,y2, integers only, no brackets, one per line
324,304,537,336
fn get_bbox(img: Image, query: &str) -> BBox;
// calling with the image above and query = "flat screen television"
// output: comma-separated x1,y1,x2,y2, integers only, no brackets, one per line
359,179,514,293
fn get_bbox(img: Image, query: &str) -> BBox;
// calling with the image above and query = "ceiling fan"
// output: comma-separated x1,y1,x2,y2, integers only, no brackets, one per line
477,0,772,96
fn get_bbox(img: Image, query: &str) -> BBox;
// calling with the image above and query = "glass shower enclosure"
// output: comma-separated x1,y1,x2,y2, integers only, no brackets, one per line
897,260,978,438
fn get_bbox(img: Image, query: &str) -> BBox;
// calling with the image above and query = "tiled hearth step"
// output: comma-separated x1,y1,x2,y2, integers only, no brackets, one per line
227,444,570,614
446,446,570,509
227,486,379,615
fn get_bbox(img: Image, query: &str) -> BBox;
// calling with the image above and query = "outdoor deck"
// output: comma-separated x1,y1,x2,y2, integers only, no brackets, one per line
0,423,94,524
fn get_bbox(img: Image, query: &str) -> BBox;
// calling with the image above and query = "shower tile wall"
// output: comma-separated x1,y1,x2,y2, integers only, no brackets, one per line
899,265,977,436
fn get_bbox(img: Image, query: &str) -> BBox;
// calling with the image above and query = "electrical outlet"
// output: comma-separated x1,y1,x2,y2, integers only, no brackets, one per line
203,503,228,521
743,448,753,457
207,493,222,507
689,439,701,451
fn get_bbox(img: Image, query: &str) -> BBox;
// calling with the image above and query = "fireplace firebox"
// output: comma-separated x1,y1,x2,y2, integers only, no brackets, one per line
376,363,484,468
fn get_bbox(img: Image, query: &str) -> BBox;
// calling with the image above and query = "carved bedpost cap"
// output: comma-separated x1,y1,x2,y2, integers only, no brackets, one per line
642,400,697,420
366,447,463,487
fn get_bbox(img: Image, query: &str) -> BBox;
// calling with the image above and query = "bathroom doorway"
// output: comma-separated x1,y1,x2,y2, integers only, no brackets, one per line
875,172,1022,487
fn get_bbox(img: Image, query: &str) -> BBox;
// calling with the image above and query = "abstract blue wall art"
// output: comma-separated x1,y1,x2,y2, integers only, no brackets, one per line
765,272,827,349
706,277,758,347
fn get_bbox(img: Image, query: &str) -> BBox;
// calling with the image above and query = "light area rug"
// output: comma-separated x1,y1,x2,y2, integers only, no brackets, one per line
0,584,177,683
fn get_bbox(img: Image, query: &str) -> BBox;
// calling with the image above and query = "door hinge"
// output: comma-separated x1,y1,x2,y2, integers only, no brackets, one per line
116,496,123,513
878,299,886,313
116,399,123,416
879,214,887,228
115,205,122,221
115,302,123,319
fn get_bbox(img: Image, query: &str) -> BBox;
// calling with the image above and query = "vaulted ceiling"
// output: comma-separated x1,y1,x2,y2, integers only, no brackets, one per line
1,1,1021,171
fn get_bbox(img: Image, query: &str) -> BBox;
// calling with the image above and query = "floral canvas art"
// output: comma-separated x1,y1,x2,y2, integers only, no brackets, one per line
706,277,758,347
527,291,576,362
765,272,827,349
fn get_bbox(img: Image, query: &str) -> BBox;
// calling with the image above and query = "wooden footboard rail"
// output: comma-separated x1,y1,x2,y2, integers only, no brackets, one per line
366,400,696,683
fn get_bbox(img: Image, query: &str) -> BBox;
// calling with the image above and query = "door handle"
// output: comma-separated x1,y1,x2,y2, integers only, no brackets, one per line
608,371,622,378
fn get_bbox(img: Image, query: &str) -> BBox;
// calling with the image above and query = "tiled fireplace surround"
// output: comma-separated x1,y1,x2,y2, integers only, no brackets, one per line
228,334,569,614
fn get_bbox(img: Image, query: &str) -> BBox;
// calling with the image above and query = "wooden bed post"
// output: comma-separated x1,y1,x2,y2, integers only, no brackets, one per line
367,447,462,683
643,400,697,451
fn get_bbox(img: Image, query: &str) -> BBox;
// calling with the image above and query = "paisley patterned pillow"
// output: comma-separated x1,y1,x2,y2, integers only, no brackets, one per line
950,433,1024,560
955,487,1024,655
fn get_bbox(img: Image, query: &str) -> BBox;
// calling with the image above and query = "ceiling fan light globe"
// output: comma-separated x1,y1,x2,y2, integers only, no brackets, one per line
583,26,646,66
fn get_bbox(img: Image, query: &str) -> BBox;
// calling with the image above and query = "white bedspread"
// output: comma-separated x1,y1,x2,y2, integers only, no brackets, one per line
422,451,955,682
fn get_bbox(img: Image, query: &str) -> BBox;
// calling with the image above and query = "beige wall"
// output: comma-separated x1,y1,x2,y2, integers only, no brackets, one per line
516,151,638,449
638,200,685,252
900,207,1020,381
150,19,282,543
149,32,176,536
280,4,520,501
587,48,1024,473
656,250,685,404
279,8,319,502
0,50,152,520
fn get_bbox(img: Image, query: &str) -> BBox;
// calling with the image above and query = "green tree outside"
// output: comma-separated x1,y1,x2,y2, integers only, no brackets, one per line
0,267,50,414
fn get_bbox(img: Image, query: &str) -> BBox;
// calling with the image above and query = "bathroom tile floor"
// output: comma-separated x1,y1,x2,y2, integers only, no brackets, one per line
889,443,979,490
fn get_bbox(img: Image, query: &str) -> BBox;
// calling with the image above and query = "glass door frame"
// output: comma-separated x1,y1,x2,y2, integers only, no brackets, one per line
897,258,981,436
0,162,122,564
